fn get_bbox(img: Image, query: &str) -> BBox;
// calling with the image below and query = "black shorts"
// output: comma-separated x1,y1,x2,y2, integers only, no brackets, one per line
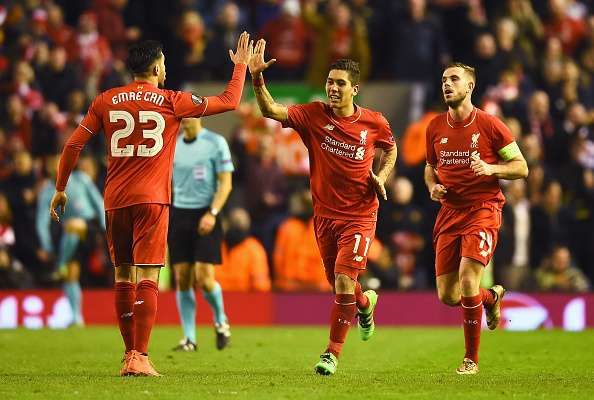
168,207,223,265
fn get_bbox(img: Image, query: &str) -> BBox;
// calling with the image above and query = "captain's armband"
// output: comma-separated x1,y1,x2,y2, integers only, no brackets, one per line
498,142,521,161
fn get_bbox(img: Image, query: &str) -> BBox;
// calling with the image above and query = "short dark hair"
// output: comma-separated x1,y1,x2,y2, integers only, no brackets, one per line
127,40,163,76
329,59,360,85
444,62,476,82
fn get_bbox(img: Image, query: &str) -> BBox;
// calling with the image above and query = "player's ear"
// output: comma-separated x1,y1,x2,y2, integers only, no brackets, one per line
468,81,474,93
153,63,160,77
352,84,359,96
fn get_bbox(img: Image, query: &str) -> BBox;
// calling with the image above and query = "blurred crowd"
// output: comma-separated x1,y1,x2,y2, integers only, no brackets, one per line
0,0,592,293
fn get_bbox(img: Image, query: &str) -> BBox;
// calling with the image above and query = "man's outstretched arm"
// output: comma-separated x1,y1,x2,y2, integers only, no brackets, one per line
249,39,288,122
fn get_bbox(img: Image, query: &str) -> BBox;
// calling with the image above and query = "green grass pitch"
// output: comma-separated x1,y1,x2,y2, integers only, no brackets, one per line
1,326,593,399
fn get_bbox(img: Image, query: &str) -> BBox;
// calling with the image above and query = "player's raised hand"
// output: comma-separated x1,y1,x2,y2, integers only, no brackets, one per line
369,169,387,201
50,191,68,222
229,31,253,65
470,152,494,176
430,184,447,202
248,39,276,77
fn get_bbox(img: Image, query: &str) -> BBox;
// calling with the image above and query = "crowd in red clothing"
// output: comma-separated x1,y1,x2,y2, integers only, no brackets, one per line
0,0,592,293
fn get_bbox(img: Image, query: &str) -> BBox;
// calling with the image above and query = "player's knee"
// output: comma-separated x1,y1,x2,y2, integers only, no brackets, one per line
459,276,479,293
115,266,134,283
334,273,355,294
438,291,460,307
137,266,160,283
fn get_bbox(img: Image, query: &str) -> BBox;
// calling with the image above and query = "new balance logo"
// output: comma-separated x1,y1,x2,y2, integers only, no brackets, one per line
133,300,144,305
121,312,133,318
324,124,335,131
353,255,364,262
440,137,448,144
464,319,479,325
337,318,351,325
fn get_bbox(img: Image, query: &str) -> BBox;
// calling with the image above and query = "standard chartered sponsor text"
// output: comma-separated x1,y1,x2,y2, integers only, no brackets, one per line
321,135,357,159
440,149,471,165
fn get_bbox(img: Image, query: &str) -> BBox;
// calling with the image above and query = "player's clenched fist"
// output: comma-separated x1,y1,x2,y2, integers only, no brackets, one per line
470,152,494,176
430,184,447,202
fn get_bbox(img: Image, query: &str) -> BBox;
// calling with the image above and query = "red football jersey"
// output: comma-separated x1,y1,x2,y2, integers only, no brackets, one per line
80,81,210,210
282,102,395,221
425,108,515,209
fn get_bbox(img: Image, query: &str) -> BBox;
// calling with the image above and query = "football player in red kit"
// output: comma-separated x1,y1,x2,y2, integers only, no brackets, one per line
425,62,529,374
50,33,253,376
248,39,397,375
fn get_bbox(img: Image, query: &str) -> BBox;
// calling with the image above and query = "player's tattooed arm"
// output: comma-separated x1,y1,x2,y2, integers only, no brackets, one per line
424,164,447,202
248,39,288,122
370,145,397,200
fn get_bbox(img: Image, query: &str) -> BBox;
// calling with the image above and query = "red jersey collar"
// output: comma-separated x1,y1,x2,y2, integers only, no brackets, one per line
327,103,362,125
446,107,477,129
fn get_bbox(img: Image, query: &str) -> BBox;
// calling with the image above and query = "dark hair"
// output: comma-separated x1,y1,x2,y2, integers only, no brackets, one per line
444,62,476,82
127,40,163,76
329,59,360,85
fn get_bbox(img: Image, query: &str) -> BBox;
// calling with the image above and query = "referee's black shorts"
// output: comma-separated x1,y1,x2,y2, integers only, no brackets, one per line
168,207,223,265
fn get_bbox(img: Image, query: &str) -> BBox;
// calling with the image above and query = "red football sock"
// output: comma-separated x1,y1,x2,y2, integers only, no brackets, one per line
114,281,136,352
134,280,159,354
355,281,369,310
326,294,357,358
480,287,496,308
461,294,483,363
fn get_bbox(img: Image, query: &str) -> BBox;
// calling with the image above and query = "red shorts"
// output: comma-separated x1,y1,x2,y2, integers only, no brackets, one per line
433,202,502,276
314,216,376,281
105,203,169,266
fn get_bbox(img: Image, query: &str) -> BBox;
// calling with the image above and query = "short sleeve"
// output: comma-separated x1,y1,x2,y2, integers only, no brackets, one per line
425,118,438,166
280,102,321,134
375,113,395,149
171,91,208,119
215,135,235,173
79,94,104,134
490,116,517,160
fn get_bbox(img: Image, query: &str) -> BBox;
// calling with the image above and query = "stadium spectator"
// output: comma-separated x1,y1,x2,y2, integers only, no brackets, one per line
502,0,544,73
204,2,248,80
388,0,449,93
46,3,75,47
216,208,272,291
258,0,310,80
3,95,32,152
166,10,209,89
37,46,82,110
496,179,532,290
30,102,64,158
94,0,141,61
244,133,288,262
471,32,504,98
544,0,586,56
377,176,430,290
2,151,48,276
303,0,370,87
529,180,573,268
535,244,590,292
273,189,329,292
66,11,112,80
